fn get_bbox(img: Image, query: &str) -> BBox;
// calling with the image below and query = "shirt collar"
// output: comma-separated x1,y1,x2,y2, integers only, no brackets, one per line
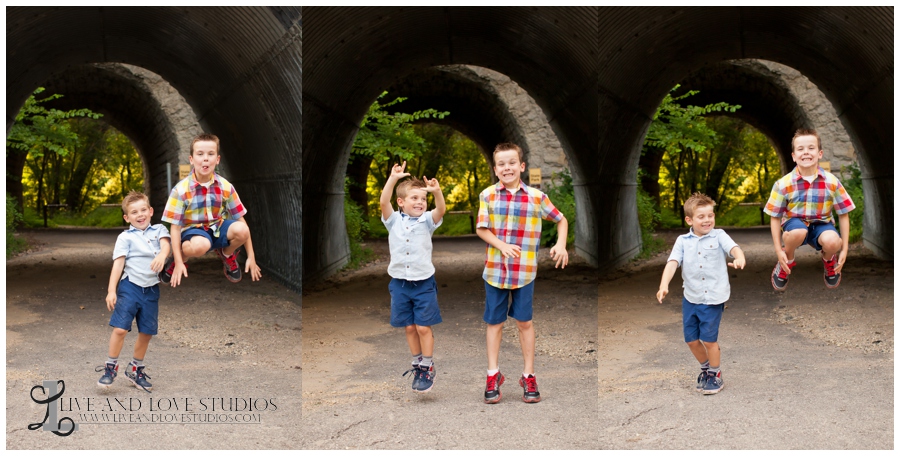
790,166,825,182
189,171,221,189
686,227,716,239
494,180,527,194
127,224,154,233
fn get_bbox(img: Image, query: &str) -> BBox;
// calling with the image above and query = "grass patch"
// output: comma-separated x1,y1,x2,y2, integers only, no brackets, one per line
22,205,127,228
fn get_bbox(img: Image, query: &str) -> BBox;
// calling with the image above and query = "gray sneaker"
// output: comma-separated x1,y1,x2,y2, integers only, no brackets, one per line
822,254,842,288
702,370,723,395
403,365,422,391
96,362,118,388
771,260,795,291
696,369,708,392
414,364,435,393
125,362,153,392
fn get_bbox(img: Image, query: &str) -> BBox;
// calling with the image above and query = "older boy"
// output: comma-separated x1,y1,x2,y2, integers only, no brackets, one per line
160,134,261,285
381,161,446,393
764,128,855,290
657,193,745,395
476,142,568,404
98,191,171,392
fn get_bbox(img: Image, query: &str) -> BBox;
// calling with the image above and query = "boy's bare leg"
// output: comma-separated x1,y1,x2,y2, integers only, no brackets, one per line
817,230,842,259
416,325,434,358
686,340,708,364
782,228,807,262
181,237,212,259
486,323,504,370
221,221,250,256
108,328,128,358
132,333,153,360
517,320,535,374
405,325,422,355
701,341,720,367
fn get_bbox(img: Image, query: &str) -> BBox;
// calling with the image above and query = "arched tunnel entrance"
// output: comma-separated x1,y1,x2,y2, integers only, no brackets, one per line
7,6,304,290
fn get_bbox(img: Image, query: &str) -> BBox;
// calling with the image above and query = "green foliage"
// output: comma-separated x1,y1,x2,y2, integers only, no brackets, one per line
343,180,375,270
541,171,575,247
636,186,665,258
6,194,27,258
433,213,476,236
352,92,449,166
840,163,864,243
644,85,740,155
6,88,102,158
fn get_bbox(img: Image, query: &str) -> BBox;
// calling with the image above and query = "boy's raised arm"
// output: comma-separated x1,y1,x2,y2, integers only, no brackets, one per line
424,176,446,223
381,161,409,220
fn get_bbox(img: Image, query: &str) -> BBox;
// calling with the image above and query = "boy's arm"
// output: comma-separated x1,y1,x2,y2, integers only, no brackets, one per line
548,216,568,269
769,216,791,274
656,260,679,303
106,256,126,311
835,212,850,274
380,162,410,220
423,176,446,223
236,216,262,281
169,224,188,287
476,227,521,258
151,237,171,273
728,246,746,269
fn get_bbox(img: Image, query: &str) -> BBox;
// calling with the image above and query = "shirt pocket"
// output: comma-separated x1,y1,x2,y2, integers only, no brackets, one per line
701,240,722,262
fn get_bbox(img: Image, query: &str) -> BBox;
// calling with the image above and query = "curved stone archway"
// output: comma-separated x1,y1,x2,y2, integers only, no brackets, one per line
7,6,304,290
596,6,893,265
303,7,599,282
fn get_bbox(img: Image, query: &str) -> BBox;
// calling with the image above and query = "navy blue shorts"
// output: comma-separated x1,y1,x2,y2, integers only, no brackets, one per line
181,219,236,252
782,218,839,251
682,297,724,343
389,276,442,327
483,280,534,325
109,278,159,335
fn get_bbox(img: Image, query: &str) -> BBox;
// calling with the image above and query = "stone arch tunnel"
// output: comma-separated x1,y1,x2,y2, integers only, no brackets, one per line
7,7,304,290
8,7,892,290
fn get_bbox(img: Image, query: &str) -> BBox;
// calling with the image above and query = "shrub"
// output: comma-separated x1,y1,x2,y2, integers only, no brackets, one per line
840,163,864,243
636,186,666,258
343,190,374,270
541,171,576,248
6,194,27,258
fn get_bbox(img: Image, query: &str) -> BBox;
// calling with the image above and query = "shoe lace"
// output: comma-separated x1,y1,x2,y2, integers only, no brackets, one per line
131,366,152,394
486,374,498,390
95,363,116,376
823,256,837,276
220,249,239,271
402,367,419,381
523,376,538,393
774,263,789,279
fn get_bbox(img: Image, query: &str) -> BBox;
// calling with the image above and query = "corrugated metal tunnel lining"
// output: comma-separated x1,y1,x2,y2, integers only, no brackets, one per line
7,6,304,291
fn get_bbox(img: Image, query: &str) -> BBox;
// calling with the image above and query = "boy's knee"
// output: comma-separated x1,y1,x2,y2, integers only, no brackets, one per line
112,328,128,337
700,340,719,349
405,325,417,335
819,232,842,251
686,339,702,349
416,325,432,337
183,239,210,257
516,320,533,331
229,221,250,241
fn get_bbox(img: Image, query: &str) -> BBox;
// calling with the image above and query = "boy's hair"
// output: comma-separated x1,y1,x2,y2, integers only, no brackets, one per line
493,142,524,164
191,133,220,155
396,177,427,199
683,192,716,218
791,128,821,151
121,190,150,213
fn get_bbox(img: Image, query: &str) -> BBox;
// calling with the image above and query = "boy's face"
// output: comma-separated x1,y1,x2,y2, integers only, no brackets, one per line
397,188,428,218
190,140,221,182
791,134,823,170
685,204,715,236
123,201,153,230
493,149,525,189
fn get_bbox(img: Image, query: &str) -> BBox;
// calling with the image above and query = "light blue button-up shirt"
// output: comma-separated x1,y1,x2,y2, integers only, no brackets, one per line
667,228,738,305
382,211,442,281
113,224,171,288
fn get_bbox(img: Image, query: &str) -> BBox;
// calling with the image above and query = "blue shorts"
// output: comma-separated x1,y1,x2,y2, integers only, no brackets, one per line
782,218,839,251
483,280,534,325
389,276,442,327
180,219,237,252
682,297,723,343
109,278,159,335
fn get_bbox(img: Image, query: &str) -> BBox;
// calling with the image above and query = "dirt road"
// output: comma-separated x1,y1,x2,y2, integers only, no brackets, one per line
599,227,893,450
301,236,599,450
6,229,301,450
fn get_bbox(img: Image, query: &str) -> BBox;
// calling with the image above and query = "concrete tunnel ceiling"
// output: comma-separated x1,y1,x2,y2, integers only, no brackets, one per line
303,7,600,282
7,6,304,290
594,6,893,265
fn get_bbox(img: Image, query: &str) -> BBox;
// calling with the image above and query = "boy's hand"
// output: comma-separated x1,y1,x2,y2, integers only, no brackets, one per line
776,249,792,274
245,257,262,281
390,162,410,181
423,176,441,193
728,257,746,269
106,291,117,312
549,243,568,269
150,253,166,272
498,242,521,259
835,250,848,274
170,262,188,287
656,288,668,303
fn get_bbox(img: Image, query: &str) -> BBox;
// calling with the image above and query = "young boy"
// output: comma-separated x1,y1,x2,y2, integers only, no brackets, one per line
160,134,262,285
476,142,568,404
657,193,746,395
380,161,446,393
764,128,855,291
98,191,171,392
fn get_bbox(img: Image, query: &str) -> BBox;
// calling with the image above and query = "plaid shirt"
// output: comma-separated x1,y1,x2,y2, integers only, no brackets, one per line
763,166,855,226
162,172,247,228
477,181,563,289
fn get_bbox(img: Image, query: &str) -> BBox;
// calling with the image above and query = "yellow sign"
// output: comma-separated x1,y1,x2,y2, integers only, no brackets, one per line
179,164,191,180
529,168,542,186
819,161,831,173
